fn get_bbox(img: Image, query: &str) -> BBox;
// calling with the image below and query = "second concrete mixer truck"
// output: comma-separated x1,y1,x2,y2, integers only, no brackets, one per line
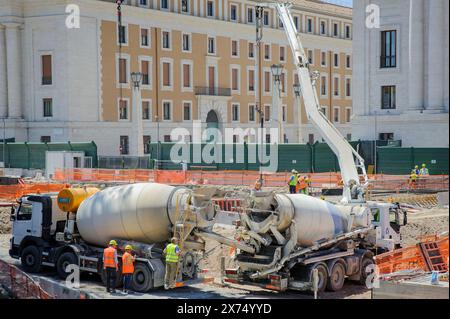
9,183,225,292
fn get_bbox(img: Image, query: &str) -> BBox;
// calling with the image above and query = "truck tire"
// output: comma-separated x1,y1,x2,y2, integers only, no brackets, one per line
56,252,78,279
359,257,375,286
21,245,42,273
326,262,346,292
310,264,328,293
131,263,153,292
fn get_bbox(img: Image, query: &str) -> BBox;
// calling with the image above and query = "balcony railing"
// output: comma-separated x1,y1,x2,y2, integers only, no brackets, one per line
195,87,231,97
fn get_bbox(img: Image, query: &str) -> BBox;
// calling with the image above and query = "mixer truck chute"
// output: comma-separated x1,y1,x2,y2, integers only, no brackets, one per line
9,184,216,292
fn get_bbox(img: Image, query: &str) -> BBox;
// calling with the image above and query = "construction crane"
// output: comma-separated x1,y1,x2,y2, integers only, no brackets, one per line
257,1,368,204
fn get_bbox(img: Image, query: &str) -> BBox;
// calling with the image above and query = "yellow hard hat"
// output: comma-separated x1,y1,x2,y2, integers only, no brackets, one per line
415,165,419,169
109,240,118,246
125,245,133,251
422,163,426,167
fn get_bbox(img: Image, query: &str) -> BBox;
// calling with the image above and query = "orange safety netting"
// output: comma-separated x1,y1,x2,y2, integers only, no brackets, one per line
0,183,68,202
0,259,54,299
375,235,449,275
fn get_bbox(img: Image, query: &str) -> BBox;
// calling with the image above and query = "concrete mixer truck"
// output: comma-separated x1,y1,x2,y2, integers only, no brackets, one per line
8,183,220,292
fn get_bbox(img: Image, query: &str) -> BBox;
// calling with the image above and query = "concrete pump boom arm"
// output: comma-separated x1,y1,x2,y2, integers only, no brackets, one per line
260,2,368,202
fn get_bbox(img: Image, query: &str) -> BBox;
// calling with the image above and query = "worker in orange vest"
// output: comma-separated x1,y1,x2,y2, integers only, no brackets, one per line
122,245,136,294
103,240,119,293
297,175,308,194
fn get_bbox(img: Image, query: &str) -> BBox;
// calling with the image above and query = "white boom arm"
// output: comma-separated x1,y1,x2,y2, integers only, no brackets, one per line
261,2,368,202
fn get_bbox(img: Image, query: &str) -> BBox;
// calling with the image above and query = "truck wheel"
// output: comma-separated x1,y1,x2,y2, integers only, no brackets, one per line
56,252,78,279
310,264,328,293
131,263,153,292
21,246,42,273
326,262,346,292
100,265,123,289
359,257,375,286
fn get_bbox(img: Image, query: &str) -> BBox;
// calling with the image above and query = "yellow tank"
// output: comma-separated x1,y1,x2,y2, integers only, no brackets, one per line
57,187,100,213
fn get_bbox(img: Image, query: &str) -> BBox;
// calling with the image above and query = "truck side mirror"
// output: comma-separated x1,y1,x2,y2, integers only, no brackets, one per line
10,206,16,221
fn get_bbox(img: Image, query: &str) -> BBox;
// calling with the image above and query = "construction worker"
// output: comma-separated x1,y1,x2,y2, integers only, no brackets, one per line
420,163,429,176
163,237,181,290
288,170,298,194
122,245,136,294
254,179,262,191
297,175,308,194
103,240,119,293
411,165,420,175
409,171,418,190
305,174,312,195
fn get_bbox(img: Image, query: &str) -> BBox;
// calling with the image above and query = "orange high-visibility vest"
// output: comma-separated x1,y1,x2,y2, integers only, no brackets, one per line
103,247,117,269
122,252,134,274
298,176,307,189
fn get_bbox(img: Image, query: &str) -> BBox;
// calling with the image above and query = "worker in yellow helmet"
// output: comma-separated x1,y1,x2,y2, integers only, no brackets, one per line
409,171,418,190
122,245,136,294
411,165,420,175
163,237,181,290
420,163,429,176
289,170,298,194
103,240,118,293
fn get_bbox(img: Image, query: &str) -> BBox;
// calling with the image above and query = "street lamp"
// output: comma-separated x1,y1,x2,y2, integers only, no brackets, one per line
131,72,144,157
270,64,283,83
293,83,302,98
271,64,284,144
293,83,302,143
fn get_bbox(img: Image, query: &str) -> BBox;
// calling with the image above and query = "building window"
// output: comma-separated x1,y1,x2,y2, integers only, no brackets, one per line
248,69,255,92
265,134,271,143
278,17,284,29
182,63,191,89
308,134,314,145
346,55,351,68
183,102,191,121
140,0,148,6
381,30,397,68
181,0,189,13
264,71,271,93
334,77,340,97
345,25,351,39
263,11,269,26
118,25,127,44
321,106,327,117
141,60,150,86
282,106,286,122
346,78,351,97
333,23,339,37
264,105,270,121
119,99,128,120
279,46,285,62
182,33,191,52
142,101,151,120
334,53,339,67
264,44,270,60
230,4,237,21
248,42,255,58
207,1,214,17
120,136,129,155
345,108,352,123
161,0,168,9
207,37,215,54
293,16,299,31
43,98,53,117
333,107,340,123
249,104,255,122
379,133,394,141
141,28,149,47
164,135,172,142
247,7,254,23
320,21,326,35
381,85,396,109
41,136,51,143
231,68,239,91
321,52,327,66
232,104,239,122
143,135,151,154
307,50,313,65
163,101,172,120
280,72,286,93
231,40,239,57
162,31,171,49
41,55,52,85
118,58,127,84
162,61,171,87
307,18,313,33
321,76,327,95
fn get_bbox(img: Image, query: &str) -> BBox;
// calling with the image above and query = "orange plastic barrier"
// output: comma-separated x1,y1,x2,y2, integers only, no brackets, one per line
213,198,243,212
0,259,54,299
375,235,449,275
0,183,68,202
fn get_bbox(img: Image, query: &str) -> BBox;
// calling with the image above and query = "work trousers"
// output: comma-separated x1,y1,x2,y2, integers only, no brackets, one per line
289,185,297,194
164,262,178,289
105,267,116,292
123,274,132,291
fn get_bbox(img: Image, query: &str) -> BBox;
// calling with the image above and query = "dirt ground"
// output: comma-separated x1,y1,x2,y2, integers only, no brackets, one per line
401,208,449,246
0,207,11,235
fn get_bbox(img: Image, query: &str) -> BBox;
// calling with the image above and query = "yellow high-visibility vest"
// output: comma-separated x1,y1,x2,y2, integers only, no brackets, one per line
165,243,179,263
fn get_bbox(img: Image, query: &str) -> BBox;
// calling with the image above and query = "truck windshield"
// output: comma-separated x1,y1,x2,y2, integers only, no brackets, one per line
17,203,33,221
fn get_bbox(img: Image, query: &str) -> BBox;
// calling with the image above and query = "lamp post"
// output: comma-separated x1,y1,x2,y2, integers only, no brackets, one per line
255,105,264,183
131,72,144,157
271,64,283,144
293,83,302,143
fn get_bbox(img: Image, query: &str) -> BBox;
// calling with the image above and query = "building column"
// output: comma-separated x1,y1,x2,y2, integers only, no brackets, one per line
0,25,7,118
408,0,424,111
426,0,445,110
4,22,23,119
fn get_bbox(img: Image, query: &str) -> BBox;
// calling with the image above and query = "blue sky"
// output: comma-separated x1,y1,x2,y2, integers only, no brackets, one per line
322,0,353,7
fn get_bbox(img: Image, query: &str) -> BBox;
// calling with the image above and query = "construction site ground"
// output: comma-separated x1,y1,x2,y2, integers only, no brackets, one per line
0,189,448,299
